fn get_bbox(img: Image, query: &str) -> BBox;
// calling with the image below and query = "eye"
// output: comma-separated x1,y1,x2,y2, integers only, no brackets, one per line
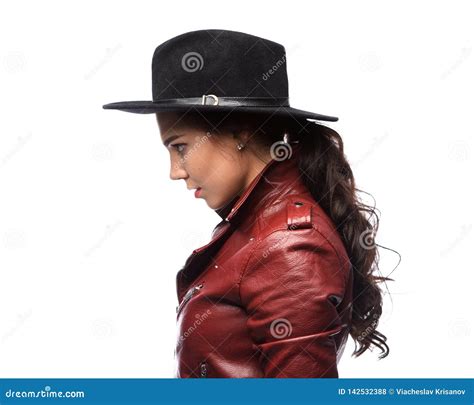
171,143,186,155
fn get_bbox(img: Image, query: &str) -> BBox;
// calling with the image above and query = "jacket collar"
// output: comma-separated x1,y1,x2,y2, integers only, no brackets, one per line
214,143,305,223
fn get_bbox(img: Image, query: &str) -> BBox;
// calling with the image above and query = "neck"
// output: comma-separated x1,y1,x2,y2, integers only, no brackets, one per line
243,152,273,190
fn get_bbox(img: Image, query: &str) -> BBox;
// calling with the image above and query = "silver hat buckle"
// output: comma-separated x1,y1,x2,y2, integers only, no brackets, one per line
201,94,219,105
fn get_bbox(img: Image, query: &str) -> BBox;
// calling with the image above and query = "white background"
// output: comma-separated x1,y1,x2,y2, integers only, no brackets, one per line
0,0,472,377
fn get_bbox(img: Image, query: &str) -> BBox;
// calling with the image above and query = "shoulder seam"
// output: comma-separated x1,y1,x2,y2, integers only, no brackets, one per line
237,227,288,305
237,226,350,305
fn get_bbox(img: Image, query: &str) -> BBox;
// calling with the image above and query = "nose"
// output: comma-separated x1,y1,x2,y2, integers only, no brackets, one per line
169,157,188,181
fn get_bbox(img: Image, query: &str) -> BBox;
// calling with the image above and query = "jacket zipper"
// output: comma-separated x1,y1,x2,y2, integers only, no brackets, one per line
176,283,203,315
199,361,208,378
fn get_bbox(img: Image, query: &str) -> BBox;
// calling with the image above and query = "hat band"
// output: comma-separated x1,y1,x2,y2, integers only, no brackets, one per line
152,95,290,107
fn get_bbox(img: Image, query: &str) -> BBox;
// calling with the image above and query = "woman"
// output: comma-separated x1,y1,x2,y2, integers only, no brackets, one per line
103,29,391,378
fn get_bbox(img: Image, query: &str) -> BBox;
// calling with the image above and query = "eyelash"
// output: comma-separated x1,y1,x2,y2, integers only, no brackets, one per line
171,143,186,155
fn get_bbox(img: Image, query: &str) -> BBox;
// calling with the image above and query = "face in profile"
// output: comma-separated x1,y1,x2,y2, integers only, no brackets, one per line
156,111,270,211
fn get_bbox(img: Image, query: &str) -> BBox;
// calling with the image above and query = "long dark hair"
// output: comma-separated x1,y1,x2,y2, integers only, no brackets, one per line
166,109,396,359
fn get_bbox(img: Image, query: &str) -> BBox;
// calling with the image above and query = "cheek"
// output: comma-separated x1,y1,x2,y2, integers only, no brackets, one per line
202,156,233,183
184,143,242,190
184,147,219,181
206,161,244,198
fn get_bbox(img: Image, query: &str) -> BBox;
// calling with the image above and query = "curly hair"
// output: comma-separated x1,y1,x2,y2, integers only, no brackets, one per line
159,109,396,360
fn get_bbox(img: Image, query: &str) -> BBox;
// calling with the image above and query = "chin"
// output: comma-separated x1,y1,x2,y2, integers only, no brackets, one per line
209,196,236,211
206,197,226,211
206,200,219,210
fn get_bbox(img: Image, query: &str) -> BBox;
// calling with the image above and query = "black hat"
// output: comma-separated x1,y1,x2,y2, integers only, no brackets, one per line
102,29,338,122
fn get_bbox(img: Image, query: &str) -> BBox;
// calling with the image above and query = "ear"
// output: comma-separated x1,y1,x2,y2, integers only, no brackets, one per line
231,129,251,144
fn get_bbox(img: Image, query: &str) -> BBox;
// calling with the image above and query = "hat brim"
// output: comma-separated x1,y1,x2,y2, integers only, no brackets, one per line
102,100,338,122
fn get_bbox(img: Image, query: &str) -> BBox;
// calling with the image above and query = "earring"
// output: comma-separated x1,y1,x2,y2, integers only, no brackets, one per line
282,132,299,144
237,142,246,150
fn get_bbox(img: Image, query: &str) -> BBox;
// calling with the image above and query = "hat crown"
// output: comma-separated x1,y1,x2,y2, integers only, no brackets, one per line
151,29,289,101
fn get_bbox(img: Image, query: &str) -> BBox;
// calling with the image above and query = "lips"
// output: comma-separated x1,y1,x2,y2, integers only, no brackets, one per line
194,187,202,198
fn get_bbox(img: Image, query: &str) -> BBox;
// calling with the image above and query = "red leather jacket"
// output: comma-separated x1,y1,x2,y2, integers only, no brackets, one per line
174,145,353,378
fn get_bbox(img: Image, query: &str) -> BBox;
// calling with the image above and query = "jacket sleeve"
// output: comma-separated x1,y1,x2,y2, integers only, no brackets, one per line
239,228,351,378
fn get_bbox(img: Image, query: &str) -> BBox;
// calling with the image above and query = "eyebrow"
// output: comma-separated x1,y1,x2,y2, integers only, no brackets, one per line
163,134,184,148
